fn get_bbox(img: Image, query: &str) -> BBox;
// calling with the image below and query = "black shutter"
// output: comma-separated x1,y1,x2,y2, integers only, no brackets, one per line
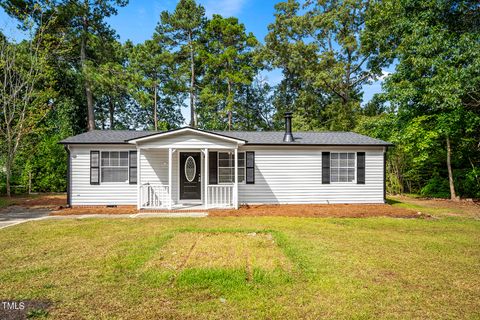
357,152,365,184
129,151,137,184
90,151,100,185
209,151,218,184
322,152,330,184
246,151,255,184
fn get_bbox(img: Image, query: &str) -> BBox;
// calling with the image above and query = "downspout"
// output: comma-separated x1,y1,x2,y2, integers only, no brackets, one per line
384,147,387,203
64,145,71,207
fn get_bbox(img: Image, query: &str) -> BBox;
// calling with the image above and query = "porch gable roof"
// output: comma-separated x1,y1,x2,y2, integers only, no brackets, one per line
126,127,247,145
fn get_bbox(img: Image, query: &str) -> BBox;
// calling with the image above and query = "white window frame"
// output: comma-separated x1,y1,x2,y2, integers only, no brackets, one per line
217,151,246,184
330,152,356,184
100,151,130,184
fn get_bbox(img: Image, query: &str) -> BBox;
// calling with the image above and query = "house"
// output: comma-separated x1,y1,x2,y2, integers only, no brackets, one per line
60,113,392,209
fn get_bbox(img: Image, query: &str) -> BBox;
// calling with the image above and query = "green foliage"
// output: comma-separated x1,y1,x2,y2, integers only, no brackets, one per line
197,14,260,130
20,135,67,192
265,0,382,130
1,0,479,199
156,0,206,127
358,0,480,198
127,37,185,130
420,175,451,199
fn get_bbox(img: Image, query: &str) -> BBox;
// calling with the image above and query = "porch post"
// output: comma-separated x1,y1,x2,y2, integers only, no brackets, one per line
137,147,141,210
234,147,239,209
168,147,173,209
204,148,209,209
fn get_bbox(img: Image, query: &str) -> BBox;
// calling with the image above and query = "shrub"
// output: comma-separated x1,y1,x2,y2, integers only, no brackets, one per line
420,175,450,198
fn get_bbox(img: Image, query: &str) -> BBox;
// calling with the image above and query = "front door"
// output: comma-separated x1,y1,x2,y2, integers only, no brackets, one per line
180,152,201,200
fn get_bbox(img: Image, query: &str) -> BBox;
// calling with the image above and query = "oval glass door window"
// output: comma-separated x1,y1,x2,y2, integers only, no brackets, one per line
185,156,196,182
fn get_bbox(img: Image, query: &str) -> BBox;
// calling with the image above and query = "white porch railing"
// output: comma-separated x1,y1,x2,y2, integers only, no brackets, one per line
207,185,234,208
140,184,170,209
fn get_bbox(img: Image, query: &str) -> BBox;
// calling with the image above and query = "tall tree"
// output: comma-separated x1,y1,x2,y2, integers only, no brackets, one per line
156,0,206,127
0,20,57,196
1,0,128,131
363,0,480,200
198,14,259,130
128,37,185,130
265,0,382,130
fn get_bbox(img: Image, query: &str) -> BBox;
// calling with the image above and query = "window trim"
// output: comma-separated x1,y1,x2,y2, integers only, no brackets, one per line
217,151,246,185
329,152,357,184
100,151,131,184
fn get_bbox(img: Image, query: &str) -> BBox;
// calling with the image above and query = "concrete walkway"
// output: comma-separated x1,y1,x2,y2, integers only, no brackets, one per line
49,212,208,219
0,206,51,230
0,208,208,230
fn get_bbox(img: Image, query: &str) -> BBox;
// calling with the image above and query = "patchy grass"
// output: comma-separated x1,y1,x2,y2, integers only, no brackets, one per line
0,211,479,319
147,231,292,272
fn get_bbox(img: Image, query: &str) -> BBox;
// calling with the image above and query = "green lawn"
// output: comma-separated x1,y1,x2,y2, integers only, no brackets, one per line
0,205,479,319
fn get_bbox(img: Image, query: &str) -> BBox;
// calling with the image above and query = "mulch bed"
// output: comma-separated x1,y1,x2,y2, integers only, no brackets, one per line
51,206,137,216
0,194,67,209
209,204,421,218
51,203,421,218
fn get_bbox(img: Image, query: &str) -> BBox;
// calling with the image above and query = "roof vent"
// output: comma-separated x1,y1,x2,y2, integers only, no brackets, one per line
283,112,294,142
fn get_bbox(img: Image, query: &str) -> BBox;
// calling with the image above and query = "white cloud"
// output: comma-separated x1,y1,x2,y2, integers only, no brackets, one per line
200,0,248,17
378,70,391,81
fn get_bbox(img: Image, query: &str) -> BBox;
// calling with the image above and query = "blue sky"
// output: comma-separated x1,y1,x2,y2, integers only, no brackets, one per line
0,0,384,108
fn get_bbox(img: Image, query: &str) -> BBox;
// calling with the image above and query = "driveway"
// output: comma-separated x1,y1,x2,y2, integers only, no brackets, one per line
0,206,51,229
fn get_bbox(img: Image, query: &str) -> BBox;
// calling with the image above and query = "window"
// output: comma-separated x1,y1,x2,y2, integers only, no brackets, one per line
330,152,355,183
101,151,129,183
218,152,245,183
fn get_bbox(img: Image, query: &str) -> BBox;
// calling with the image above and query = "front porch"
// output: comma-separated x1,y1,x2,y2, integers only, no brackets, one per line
139,177,236,210
130,128,246,210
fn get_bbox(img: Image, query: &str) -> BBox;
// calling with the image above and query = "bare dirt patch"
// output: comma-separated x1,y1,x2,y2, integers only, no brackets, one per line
209,204,419,218
146,232,292,272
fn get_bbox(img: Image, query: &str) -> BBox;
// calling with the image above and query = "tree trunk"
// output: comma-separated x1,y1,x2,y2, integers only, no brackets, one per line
189,31,196,127
227,80,232,131
154,84,158,130
81,1,95,131
446,136,459,201
5,158,11,197
108,97,114,128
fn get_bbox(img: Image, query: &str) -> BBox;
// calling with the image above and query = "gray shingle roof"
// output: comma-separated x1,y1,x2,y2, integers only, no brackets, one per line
60,128,392,146
60,130,153,144
214,131,391,146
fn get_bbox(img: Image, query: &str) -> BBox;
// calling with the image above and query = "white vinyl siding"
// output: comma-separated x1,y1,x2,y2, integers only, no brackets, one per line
238,146,384,204
137,133,238,149
70,145,137,205
69,140,385,206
